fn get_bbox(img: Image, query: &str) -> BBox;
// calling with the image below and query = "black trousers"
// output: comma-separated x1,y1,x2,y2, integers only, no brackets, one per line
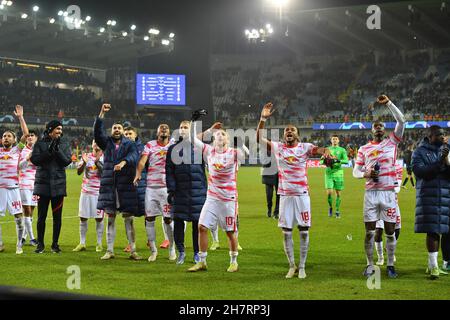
442,233,450,262
174,218,199,254
265,183,280,214
37,196,64,247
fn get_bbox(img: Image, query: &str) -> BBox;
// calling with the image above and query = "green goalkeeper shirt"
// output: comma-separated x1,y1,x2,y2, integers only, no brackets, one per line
320,146,349,176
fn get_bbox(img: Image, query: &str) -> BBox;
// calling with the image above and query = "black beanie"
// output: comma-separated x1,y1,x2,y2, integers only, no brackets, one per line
46,120,63,134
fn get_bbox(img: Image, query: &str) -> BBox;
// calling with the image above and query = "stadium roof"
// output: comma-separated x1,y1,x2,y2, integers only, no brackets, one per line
0,3,173,69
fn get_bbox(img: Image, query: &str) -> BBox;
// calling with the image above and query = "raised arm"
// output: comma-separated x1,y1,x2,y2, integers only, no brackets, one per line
14,105,29,144
94,104,111,151
378,95,405,140
257,102,276,151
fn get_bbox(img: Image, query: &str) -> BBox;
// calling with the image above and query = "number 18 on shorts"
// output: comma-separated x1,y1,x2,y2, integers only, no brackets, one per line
278,195,311,229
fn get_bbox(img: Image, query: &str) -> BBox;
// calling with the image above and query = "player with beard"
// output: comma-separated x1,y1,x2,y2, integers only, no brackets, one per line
256,102,330,279
0,105,29,253
134,124,177,262
353,95,405,279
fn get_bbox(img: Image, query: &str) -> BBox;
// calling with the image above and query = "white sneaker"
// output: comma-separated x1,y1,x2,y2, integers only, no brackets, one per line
148,251,158,262
169,249,177,261
16,247,23,255
101,251,115,260
376,257,384,266
285,266,297,279
298,268,307,279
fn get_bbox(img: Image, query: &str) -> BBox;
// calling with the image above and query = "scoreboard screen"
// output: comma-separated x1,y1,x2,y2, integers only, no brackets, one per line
136,74,186,105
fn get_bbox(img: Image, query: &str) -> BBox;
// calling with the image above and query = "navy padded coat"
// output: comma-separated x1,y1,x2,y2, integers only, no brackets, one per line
412,137,450,234
94,117,139,214
165,138,207,222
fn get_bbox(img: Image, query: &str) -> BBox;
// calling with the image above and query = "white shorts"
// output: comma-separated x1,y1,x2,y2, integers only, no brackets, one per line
20,189,38,207
0,188,23,216
278,195,311,229
79,193,104,219
364,190,398,223
145,187,172,218
199,198,237,232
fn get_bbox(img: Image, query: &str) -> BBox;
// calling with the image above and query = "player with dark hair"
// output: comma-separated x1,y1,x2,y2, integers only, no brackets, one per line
320,135,348,218
257,102,330,279
353,95,405,279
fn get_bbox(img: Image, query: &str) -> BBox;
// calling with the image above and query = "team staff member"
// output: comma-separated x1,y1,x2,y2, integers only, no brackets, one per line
31,120,72,254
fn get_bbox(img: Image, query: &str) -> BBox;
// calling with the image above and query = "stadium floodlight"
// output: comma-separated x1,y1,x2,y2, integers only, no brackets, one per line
32,5,39,12
57,10,63,16
21,13,28,19
1,0,6,5
85,15,91,22
130,24,136,31
122,31,128,37
111,20,116,26
143,35,149,41
169,32,175,38
6,0,11,5
270,0,289,7
49,17,55,24
148,28,160,35
0,4,4,9
161,39,170,45
107,20,112,25
63,11,68,17
99,27,105,33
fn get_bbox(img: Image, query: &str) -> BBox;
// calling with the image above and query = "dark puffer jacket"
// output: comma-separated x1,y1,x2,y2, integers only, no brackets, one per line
94,117,139,214
31,136,72,198
412,137,450,234
134,137,147,217
166,138,207,221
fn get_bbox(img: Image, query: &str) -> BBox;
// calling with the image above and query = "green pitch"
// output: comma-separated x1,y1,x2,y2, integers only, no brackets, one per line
0,168,449,299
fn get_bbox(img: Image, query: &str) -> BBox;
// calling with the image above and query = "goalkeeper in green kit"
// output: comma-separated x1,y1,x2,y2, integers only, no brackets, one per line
320,135,349,218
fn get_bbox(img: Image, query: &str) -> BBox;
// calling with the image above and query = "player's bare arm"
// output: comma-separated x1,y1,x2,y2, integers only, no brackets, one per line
134,154,149,186
257,102,275,151
14,105,29,143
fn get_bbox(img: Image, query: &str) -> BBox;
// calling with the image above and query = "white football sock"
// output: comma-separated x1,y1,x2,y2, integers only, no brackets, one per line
106,215,116,253
375,241,384,260
199,251,207,263
145,220,157,253
211,225,219,243
124,216,136,253
79,220,88,245
163,221,174,251
25,216,35,240
0,224,3,246
229,251,238,264
428,252,438,269
385,233,397,267
365,230,376,266
96,220,104,246
282,230,295,268
299,231,309,269
15,217,24,248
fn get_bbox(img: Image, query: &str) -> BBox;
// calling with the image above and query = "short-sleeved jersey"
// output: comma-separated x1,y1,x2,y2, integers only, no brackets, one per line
19,145,37,190
356,132,401,191
78,153,103,196
0,146,21,189
271,142,316,196
203,145,238,202
142,139,175,188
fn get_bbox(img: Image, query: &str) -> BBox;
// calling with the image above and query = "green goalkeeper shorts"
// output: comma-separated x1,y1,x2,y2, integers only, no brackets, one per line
325,174,344,191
